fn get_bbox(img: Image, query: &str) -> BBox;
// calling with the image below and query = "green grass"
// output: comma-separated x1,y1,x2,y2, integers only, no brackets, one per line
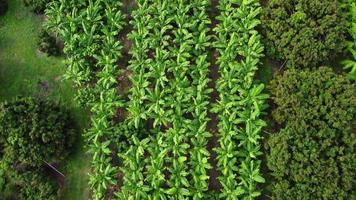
0,1,90,199
0,1,66,101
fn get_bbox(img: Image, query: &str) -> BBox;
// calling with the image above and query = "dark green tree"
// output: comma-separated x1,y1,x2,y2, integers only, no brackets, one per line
266,67,356,199
15,169,57,200
262,0,347,68
0,97,74,167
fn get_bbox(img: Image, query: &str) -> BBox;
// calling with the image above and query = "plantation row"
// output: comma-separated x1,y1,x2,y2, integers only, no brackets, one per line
47,1,126,199
213,0,267,199
43,0,356,200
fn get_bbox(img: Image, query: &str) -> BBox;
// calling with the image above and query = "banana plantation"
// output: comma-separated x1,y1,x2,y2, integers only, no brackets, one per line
45,0,267,199
0,0,355,199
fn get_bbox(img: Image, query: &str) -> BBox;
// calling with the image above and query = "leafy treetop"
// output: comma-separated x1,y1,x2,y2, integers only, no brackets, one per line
266,67,356,199
0,97,75,167
262,0,347,68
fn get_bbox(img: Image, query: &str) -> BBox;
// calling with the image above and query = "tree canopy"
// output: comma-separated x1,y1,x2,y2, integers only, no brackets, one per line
0,97,74,167
262,0,347,68
266,67,356,199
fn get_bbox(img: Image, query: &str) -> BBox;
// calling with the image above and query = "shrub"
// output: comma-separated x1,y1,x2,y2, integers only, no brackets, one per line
262,0,347,68
0,0,8,16
266,67,356,199
0,97,74,167
38,29,62,56
14,170,57,200
23,0,52,14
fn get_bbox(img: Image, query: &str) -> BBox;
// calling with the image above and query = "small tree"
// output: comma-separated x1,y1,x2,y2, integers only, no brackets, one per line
15,169,57,200
262,0,347,68
0,97,75,167
266,67,356,199
23,0,52,14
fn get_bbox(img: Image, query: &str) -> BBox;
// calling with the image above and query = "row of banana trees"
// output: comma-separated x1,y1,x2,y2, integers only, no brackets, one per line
187,0,212,198
165,0,198,198
213,0,268,199
46,0,126,199
119,0,164,198
118,0,213,199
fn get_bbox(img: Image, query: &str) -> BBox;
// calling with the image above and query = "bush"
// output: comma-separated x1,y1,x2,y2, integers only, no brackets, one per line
17,170,57,200
23,0,52,14
266,67,356,199
262,0,347,68
0,0,8,16
0,97,74,167
38,29,62,56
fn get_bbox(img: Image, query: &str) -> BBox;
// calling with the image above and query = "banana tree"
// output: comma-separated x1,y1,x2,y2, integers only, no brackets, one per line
118,136,150,200
145,133,168,199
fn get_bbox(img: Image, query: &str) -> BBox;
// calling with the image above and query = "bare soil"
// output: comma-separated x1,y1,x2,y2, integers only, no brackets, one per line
206,50,221,191
206,0,223,191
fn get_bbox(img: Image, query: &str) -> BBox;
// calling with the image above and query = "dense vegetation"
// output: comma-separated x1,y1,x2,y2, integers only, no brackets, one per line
120,0,212,198
46,0,269,199
0,0,355,199
46,1,126,199
43,0,355,199
0,97,74,199
266,67,356,199
1,167,59,200
23,0,52,13
213,0,267,198
262,0,347,68
0,97,74,167
15,169,58,200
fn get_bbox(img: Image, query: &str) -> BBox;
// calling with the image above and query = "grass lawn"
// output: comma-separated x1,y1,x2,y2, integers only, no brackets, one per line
0,0,90,199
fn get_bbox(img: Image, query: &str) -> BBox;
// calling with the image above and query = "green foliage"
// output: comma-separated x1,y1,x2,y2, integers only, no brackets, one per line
0,1,89,199
23,0,52,14
119,0,214,198
213,0,268,200
0,0,8,16
38,29,62,56
46,1,126,199
213,0,268,199
0,164,12,198
267,67,356,199
16,170,57,200
0,97,74,167
0,175,16,200
117,135,150,200
341,0,356,80
262,0,347,68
